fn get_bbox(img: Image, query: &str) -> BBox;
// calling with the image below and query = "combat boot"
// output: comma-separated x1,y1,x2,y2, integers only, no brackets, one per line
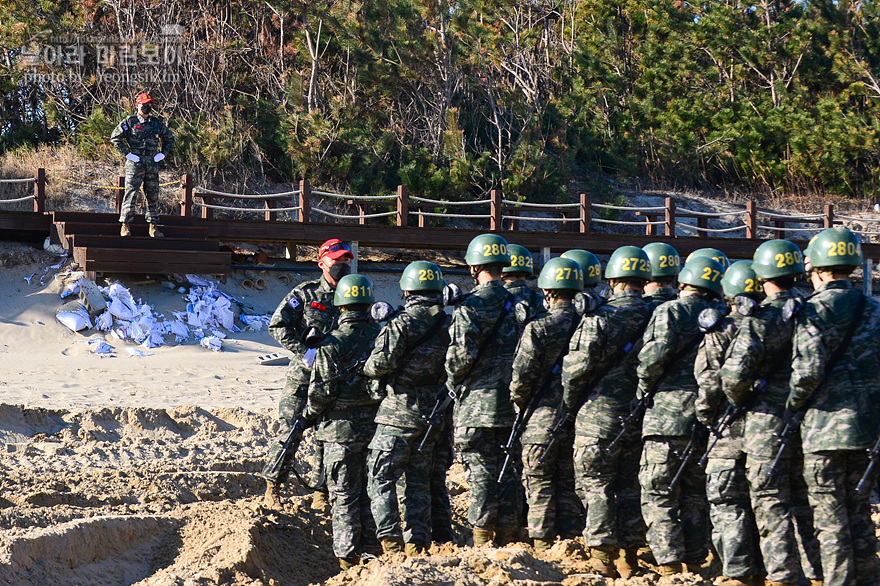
810,582,824,586
263,481,281,508
533,538,555,551
589,545,617,577
494,527,517,546
473,528,494,547
148,223,164,238
404,542,425,556
658,562,683,576
338,557,360,571
311,490,328,511
380,536,403,554
615,548,640,578
120,223,131,237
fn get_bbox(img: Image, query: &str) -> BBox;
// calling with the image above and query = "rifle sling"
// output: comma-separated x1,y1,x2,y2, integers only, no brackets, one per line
519,317,581,428
452,292,515,395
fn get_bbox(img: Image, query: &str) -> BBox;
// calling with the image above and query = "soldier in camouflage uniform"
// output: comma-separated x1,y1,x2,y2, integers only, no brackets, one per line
694,261,764,585
562,246,654,578
721,240,822,586
789,228,880,586
561,249,606,316
637,255,725,575
261,239,353,507
642,243,682,310
503,244,545,325
364,261,451,556
303,274,382,570
446,233,520,546
509,257,584,550
109,93,174,238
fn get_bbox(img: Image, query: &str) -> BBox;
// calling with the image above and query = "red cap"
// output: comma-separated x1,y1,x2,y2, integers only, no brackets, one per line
319,239,353,260
136,93,154,105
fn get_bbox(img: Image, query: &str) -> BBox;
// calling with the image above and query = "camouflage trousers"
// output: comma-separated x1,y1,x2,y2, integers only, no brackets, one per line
120,160,160,224
574,434,646,549
455,426,519,531
746,449,822,582
366,424,436,546
639,436,709,566
802,450,879,586
705,454,762,578
430,420,455,543
325,438,379,559
523,436,583,540
261,382,325,489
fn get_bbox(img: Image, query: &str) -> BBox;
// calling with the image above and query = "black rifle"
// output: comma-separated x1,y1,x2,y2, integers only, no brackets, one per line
606,332,706,454
267,419,306,477
418,294,515,452
698,378,768,467
856,432,880,492
768,292,866,477
667,422,709,493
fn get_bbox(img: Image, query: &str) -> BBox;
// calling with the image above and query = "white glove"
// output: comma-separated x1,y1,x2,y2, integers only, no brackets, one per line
302,347,317,368
153,153,165,162
125,153,140,163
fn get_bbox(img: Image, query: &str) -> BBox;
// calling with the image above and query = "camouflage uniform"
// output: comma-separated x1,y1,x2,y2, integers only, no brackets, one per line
694,310,762,579
510,301,583,540
261,277,337,485
446,280,519,533
637,293,711,567
304,309,381,560
505,281,545,333
364,293,450,548
789,281,880,586
562,290,652,550
643,286,678,311
430,413,455,542
110,113,174,224
721,290,822,584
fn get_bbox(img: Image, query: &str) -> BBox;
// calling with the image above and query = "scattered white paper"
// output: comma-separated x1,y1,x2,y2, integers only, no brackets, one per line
200,336,223,352
126,348,153,357
302,347,317,367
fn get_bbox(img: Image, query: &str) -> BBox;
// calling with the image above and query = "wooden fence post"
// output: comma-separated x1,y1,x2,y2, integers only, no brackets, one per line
180,173,193,217
396,185,408,227
33,168,45,213
665,197,676,237
580,192,590,234
824,203,834,229
265,197,276,222
697,216,708,238
490,188,502,231
202,195,214,220
746,201,757,239
507,206,519,232
299,179,311,223
115,176,125,215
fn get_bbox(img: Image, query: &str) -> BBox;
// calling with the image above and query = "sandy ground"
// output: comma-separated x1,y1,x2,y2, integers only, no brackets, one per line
0,239,877,586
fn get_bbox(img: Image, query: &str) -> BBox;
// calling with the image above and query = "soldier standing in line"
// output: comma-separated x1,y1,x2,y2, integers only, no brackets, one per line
721,240,823,586
561,249,606,315
503,244,545,325
446,233,520,547
364,261,451,556
637,255,725,575
694,261,764,586
509,257,584,550
788,227,880,586
261,239,353,508
302,274,383,571
109,92,174,238
642,243,682,310
562,246,654,578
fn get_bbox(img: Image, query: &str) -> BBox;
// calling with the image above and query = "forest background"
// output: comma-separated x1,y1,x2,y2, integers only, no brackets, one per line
2,0,880,204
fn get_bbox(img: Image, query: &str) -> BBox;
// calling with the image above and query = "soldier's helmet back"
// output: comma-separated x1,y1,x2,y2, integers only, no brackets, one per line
804,227,862,270
752,239,805,280
642,242,681,278
465,234,511,267
561,249,601,286
686,248,730,271
503,244,534,275
605,246,652,281
722,260,764,300
334,274,375,306
537,257,584,291
399,261,444,292
679,256,725,296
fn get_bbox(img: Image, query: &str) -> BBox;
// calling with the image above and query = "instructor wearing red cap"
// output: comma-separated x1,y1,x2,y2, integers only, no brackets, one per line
261,238,355,508
110,92,174,238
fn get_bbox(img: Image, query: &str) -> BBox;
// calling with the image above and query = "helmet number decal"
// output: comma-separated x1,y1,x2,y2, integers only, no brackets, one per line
826,241,860,257
418,269,441,281
744,278,758,293
658,254,680,268
343,285,372,298
555,267,582,281
482,243,508,256
510,255,532,269
701,267,722,281
774,251,802,268
620,257,649,272
587,265,601,277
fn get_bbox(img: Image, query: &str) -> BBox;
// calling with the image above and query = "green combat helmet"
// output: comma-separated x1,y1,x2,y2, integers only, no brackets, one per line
642,242,681,278
722,261,763,299
561,249,601,286
686,247,730,271
399,261,444,292
334,274,375,306
679,256,725,297
752,239,805,280
465,233,511,266
804,227,863,269
537,257,584,291
503,244,534,275
605,246,652,281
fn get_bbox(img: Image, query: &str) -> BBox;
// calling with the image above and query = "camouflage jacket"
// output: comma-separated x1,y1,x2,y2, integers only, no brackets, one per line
505,281,546,335
789,281,880,453
269,276,338,387
637,293,710,438
562,290,652,439
720,290,798,458
110,114,174,160
364,293,450,430
509,301,579,444
694,309,742,458
446,280,518,428
644,286,678,311
305,310,381,443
